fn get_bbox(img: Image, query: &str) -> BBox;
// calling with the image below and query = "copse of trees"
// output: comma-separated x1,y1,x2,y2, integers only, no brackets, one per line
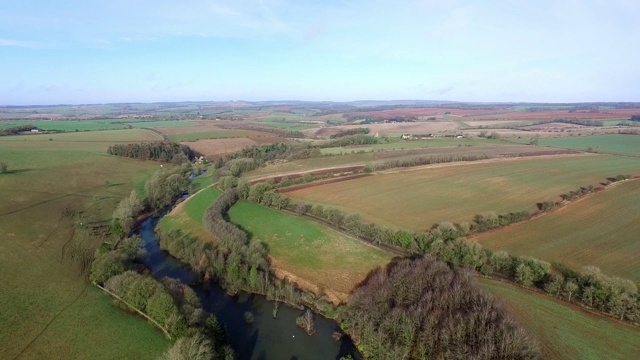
343,256,541,359
329,128,370,139
631,115,640,122
0,124,39,136
318,134,379,148
107,141,200,163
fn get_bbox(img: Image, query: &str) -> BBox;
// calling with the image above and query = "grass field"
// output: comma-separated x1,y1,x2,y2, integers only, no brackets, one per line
285,155,640,231
0,130,168,359
475,179,640,282
159,187,393,302
228,201,393,301
525,134,640,156
124,120,198,128
0,120,127,131
478,277,640,360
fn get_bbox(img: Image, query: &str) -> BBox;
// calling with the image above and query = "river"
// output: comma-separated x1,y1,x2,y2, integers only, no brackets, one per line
138,216,361,360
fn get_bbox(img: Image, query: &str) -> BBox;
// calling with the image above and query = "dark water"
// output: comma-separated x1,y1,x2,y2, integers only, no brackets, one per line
138,216,360,360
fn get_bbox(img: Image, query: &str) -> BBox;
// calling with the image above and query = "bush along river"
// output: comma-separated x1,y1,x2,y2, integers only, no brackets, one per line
138,215,361,360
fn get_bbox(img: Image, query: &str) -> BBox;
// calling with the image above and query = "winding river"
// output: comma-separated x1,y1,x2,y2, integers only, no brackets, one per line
138,216,361,360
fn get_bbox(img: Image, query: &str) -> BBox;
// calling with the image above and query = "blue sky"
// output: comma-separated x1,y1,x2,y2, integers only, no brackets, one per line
1,0,639,105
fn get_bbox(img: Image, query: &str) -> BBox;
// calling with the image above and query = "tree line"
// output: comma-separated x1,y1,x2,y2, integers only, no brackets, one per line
329,128,370,139
630,115,640,122
0,124,39,136
318,134,380,148
107,142,201,163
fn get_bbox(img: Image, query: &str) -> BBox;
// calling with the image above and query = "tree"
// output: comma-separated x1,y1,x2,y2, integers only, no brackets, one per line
544,274,564,297
515,263,534,287
563,279,579,302
0,162,7,174
159,334,214,360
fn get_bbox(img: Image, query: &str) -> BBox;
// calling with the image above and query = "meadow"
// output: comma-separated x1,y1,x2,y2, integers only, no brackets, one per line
159,187,393,302
228,201,393,301
285,155,640,231
478,277,640,360
475,179,640,282
0,129,168,359
523,134,640,156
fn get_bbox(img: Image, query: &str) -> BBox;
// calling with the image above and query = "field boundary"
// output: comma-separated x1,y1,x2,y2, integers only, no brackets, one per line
94,283,172,340
479,275,640,329
468,177,640,241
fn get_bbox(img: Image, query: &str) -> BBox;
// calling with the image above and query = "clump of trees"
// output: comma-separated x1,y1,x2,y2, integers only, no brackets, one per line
343,256,541,359
90,235,144,284
319,134,379,148
112,165,193,238
0,124,39,136
108,142,200,163
470,211,530,232
631,115,640,122
330,128,370,139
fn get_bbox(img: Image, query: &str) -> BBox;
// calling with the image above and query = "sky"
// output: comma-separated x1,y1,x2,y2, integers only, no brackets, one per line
1,0,639,105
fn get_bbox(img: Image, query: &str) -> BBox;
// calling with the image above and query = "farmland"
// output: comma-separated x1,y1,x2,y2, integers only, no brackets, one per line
285,155,640,231
160,187,393,303
0,130,168,359
479,277,640,360
524,134,640,157
0,120,128,131
475,179,640,282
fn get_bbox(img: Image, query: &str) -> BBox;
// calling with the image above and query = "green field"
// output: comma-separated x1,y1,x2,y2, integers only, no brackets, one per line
285,155,640,231
0,120,127,131
478,278,640,360
124,120,198,128
160,187,393,301
228,201,393,300
0,130,168,359
475,179,640,282
529,134,640,156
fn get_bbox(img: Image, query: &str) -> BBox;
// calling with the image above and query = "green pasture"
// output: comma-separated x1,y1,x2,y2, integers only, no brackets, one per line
0,131,167,359
285,155,640,231
476,179,640,282
124,120,198,128
227,200,392,296
522,134,640,156
479,278,640,360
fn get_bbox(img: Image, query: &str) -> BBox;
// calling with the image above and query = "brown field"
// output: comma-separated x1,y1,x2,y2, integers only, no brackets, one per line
472,109,640,121
284,155,640,231
185,135,287,156
474,179,640,282
356,107,509,118
521,122,587,131
304,121,459,137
